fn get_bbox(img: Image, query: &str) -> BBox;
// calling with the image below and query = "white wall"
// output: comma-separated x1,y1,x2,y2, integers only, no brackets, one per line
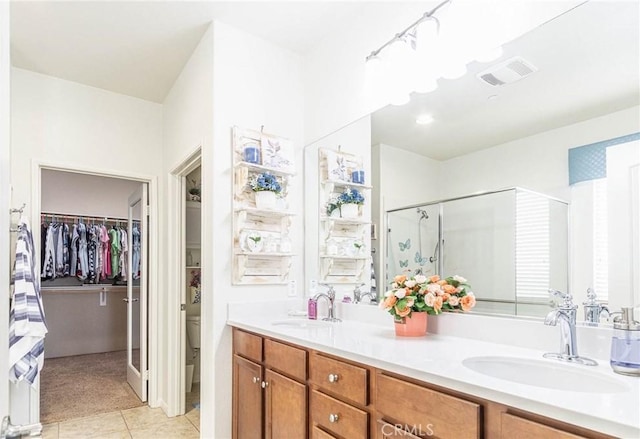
161,24,213,421
439,106,640,307
1,0,11,420
10,68,163,421
41,170,141,218
210,20,304,438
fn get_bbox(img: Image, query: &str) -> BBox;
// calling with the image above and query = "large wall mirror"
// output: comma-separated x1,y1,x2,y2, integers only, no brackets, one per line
304,1,640,320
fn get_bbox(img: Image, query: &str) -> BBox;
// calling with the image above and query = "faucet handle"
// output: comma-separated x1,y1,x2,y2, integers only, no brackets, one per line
319,283,336,298
548,289,576,309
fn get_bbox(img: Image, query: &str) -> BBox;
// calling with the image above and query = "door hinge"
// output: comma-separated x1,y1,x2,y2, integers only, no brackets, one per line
181,303,186,311
144,370,150,380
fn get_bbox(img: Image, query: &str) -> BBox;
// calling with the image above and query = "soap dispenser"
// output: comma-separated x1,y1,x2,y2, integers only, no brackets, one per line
610,307,640,376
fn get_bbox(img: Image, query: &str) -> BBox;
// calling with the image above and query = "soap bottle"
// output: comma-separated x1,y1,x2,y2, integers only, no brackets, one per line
610,307,640,376
308,298,317,320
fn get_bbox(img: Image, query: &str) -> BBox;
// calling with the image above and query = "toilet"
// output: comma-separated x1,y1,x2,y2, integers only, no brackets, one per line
186,315,201,351
186,315,201,393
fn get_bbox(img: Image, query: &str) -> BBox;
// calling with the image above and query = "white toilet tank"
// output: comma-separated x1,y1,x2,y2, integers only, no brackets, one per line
186,315,201,349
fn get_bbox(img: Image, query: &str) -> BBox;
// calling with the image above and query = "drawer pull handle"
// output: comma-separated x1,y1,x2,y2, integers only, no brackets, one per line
328,373,339,383
261,381,269,388
252,377,260,384
329,413,339,423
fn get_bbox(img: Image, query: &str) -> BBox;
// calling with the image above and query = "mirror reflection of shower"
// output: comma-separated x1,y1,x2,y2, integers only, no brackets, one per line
386,205,439,284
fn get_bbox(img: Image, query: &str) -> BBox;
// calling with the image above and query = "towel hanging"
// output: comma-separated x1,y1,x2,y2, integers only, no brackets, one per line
9,216,48,386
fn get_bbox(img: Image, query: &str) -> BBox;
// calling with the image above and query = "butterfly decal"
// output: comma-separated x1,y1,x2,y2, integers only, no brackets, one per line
398,238,411,251
399,259,409,268
414,251,428,266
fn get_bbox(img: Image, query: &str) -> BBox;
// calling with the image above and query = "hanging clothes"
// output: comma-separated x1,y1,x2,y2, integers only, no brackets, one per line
41,222,56,280
9,217,48,386
109,226,120,278
119,227,128,278
87,225,98,283
132,223,141,280
77,222,89,280
101,225,111,279
62,223,70,276
70,223,79,277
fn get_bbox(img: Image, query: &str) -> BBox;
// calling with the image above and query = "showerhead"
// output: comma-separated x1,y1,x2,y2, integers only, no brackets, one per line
417,208,429,220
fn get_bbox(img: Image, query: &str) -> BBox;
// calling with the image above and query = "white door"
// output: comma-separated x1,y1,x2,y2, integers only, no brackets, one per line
126,184,148,401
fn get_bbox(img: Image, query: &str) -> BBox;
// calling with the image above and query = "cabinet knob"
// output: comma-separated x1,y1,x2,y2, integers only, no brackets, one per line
252,377,260,384
329,413,339,423
261,381,269,388
328,373,339,383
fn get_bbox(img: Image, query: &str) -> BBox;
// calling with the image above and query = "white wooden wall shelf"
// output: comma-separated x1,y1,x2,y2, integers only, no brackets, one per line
232,126,296,285
318,147,370,285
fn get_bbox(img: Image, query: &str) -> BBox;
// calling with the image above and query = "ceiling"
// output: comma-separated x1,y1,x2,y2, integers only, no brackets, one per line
9,1,639,159
10,1,368,102
371,1,640,160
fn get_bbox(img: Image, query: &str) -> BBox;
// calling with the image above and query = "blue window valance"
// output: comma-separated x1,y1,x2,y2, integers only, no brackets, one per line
568,132,640,185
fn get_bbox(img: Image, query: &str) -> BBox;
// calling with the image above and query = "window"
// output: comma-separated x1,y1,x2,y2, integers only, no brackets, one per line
592,178,608,301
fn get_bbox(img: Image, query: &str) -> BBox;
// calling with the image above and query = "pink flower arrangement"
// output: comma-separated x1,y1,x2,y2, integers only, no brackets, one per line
381,273,476,320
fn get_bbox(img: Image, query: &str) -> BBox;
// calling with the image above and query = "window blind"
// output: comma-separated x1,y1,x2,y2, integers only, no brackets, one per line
592,178,608,301
516,191,550,298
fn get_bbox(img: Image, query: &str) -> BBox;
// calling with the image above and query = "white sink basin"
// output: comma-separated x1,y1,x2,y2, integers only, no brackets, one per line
462,356,629,393
271,319,334,329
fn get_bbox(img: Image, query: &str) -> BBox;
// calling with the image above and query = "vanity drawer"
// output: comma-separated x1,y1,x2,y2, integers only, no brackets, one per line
501,413,586,439
264,338,307,381
233,329,262,362
376,372,481,438
311,426,338,439
311,390,368,439
310,353,368,405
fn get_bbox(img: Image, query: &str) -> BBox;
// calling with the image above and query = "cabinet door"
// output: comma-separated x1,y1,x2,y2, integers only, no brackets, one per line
264,369,307,439
233,355,263,439
501,413,586,439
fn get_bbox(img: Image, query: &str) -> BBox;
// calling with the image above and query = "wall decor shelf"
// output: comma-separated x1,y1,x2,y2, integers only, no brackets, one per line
318,147,370,284
232,126,296,285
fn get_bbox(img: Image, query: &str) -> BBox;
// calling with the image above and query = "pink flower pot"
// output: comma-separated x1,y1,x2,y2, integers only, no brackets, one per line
394,312,428,337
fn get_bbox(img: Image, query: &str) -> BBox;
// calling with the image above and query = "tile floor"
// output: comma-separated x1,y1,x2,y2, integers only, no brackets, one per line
41,385,201,439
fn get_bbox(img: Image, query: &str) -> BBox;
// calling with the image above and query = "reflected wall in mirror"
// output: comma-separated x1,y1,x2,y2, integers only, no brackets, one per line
386,188,569,318
304,2,640,321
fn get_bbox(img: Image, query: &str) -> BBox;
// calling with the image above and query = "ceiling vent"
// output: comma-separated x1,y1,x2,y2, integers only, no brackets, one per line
477,56,538,86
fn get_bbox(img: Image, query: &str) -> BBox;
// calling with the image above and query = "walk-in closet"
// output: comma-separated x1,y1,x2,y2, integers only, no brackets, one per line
39,169,148,424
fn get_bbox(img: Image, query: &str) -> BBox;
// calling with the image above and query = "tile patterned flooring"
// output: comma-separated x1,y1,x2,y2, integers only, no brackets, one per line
41,385,200,439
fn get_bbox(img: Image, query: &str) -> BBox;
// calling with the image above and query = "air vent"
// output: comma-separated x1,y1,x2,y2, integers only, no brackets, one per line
477,56,538,87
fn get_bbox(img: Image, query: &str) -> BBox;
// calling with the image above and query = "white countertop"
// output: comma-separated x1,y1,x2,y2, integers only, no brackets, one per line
227,301,640,438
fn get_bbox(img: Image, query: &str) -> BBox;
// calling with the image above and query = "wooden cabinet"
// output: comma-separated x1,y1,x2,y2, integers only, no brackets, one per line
232,327,613,439
376,372,481,438
500,413,588,439
310,352,368,406
233,355,263,439
264,369,307,439
233,328,307,439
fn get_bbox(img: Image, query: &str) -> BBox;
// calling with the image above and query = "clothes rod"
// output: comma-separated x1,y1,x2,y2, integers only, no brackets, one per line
40,212,133,224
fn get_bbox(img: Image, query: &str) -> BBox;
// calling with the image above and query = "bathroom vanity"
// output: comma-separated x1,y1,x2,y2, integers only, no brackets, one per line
228,305,639,439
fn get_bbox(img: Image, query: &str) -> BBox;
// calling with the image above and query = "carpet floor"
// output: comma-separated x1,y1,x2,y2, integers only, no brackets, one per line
40,350,145,424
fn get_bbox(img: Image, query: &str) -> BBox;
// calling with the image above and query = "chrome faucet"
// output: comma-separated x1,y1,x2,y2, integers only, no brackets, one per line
314,284,341,322
353,283,378,304
582,288,609,326
543,289,597,366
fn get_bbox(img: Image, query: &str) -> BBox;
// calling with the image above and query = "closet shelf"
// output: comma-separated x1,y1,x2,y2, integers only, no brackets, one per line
234,161,296,177
186,266,201,269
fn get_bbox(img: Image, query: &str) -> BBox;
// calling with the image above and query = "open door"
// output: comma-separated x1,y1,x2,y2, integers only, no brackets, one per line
126,184,148,401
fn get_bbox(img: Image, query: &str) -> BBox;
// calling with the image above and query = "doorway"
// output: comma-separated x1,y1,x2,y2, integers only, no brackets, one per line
36,168,152,424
